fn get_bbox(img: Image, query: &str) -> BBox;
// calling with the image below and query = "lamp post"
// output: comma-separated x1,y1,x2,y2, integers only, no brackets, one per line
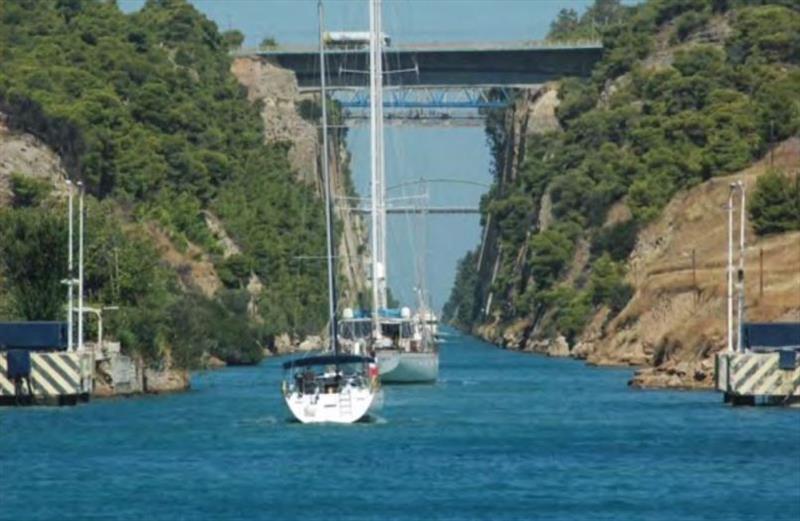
66,179,74,352
82,306,119,350
77,181,85,352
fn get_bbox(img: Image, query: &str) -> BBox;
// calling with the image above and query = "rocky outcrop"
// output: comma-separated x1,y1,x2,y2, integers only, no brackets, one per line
230,57,318,184
231,56,369,310
92,348,190,397
0,111,68,206
475,139,799,390
467,75,800,391
143,367,190,394
583,139,800,388
146,222,222,298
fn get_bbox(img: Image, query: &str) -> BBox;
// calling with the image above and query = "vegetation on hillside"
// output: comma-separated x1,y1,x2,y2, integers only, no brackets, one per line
0,0,331,366
748,169,800,235
445,0,800,339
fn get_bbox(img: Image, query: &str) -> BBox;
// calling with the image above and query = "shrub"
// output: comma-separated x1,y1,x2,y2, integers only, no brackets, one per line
590,253,633,312
10,174,52,208
748,169,800,235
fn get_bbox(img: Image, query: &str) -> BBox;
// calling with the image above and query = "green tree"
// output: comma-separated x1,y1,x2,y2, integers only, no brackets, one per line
748,169,800,235
0,207,66,320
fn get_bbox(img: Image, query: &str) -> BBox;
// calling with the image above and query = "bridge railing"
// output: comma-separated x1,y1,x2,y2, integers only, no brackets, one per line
232,39,602,56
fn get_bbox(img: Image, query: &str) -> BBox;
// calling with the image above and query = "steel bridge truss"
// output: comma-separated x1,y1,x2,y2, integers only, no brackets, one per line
332,86,511,110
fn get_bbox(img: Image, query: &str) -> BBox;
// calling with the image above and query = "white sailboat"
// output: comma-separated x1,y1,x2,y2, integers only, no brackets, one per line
281,1,379,424
338,0,439,384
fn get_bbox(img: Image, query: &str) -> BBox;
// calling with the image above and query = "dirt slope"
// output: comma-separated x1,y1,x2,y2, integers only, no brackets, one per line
575,139,800,388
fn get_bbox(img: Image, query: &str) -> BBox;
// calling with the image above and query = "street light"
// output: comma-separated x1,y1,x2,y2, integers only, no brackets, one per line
82,305,119,350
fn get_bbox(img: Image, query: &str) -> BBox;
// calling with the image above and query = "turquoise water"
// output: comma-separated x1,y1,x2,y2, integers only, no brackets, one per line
2,331,799,521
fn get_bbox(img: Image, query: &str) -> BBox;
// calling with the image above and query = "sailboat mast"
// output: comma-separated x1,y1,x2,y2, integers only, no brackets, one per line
375,0,387,312
318,0,338,355
369,0,386,334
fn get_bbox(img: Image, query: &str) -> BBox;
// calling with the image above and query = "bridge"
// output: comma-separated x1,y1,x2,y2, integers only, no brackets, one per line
351,206,481,215
238,40,603,121
241,40,602,88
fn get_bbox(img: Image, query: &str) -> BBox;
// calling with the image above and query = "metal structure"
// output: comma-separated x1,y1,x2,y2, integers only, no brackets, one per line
353,206,479,215
335,86,510,109
715,180,800,405
241,39,602,124
240,40,603,88
369,0,388,316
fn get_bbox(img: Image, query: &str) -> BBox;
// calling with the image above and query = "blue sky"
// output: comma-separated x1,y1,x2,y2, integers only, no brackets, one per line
119,0,610,309
121,1,601,46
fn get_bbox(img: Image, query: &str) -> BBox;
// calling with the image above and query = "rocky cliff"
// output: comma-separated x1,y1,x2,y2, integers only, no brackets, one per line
468,99,799,391
448,1,800,389
0,114,191,396
231,56,369,310
582,140,800,389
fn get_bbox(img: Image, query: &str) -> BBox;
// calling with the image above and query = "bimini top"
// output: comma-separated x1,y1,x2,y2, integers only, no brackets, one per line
282,354,375,370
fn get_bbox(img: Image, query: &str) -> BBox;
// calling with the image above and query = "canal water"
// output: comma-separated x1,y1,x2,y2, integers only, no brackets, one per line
2,330,799,521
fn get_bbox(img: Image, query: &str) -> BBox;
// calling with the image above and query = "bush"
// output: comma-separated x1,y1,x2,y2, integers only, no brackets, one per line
672,9,711,43
591,219,639,262
10,174,52,208
529,226,576,290
590,253,633,312
748,169,800,235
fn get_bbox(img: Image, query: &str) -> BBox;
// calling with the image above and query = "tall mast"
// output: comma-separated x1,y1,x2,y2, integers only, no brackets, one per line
375,0,387,311
369,0,387,336
319,0,339,356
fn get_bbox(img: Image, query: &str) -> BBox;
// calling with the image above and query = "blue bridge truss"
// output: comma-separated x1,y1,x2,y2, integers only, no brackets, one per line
332,86,511,110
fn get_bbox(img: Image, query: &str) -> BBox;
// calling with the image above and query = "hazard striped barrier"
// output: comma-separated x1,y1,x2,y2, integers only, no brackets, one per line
0,352,91,398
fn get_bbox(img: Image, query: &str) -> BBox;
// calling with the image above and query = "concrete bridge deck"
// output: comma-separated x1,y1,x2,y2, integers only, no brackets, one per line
237,40,603,89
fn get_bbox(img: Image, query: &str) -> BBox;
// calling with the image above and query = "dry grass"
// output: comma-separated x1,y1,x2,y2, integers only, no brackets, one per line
585,139,800,388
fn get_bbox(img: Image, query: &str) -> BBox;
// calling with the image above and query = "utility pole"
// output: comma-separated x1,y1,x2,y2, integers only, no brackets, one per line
66,180,74,352
737,181,746,353
77,181,85,352
726,181,746,353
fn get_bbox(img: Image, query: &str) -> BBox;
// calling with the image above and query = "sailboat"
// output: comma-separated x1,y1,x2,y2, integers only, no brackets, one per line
281,1,379,424
337,0,438,384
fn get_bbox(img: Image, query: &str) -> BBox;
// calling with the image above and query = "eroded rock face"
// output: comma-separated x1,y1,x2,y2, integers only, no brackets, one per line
581,139,800,388
273,333,294,354
230,55,368,315
0,112,68,206
144,367,190,394
231,57,318,184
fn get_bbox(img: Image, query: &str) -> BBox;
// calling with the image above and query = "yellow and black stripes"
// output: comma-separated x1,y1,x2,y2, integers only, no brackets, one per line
717,352,800,398
0,352,84,397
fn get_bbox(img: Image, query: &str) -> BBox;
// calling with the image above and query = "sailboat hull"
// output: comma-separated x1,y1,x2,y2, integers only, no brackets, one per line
377,351,438,383
284,386,378,424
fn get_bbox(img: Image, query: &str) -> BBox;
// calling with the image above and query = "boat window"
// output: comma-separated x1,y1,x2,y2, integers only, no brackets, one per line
339,320,371,339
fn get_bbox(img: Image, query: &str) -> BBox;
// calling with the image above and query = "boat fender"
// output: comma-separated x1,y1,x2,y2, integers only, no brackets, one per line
368,362,379,389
